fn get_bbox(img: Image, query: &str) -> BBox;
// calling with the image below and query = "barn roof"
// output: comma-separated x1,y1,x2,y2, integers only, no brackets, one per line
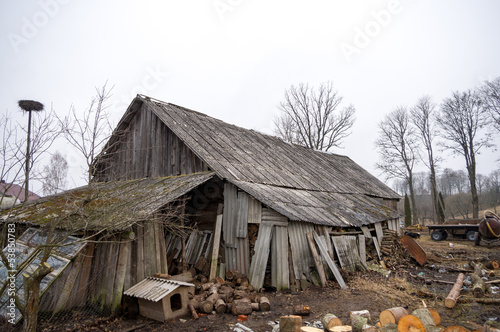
100,95,401,226
1,172,215,231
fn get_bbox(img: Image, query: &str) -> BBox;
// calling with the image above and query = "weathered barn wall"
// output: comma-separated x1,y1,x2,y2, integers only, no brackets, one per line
94,103,208,182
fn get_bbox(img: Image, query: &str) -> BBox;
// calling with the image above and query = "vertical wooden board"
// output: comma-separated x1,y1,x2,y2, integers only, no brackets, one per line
158,224,168,274
223,183,238,271
236,191,249,238
358,235,367,268
74,242,95,307
209,214,223,281
331,236,360,272
272,226,289,290
137,225,145,281
105,242,120,308
144,221,157,277
320,226,334,259
111,240,130,313
153,220,162,272
396,218,401,235
248,222,273,290
360,226,373,238
374,222,384,246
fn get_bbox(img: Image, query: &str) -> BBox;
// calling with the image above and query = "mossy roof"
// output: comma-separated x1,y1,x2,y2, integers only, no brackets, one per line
1,172,214,231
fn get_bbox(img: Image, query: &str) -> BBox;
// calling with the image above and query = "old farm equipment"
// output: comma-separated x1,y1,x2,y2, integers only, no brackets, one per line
475,211,500,247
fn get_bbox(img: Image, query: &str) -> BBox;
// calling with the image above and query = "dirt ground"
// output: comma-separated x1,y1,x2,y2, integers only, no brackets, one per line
35,232,500,332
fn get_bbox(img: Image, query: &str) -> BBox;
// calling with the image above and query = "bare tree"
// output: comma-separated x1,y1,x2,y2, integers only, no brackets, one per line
41,151,68,196
274,82,356,151
376,107,420,224
59,83,113,188
411,96,444,223
437,90,492,218
479,77,500,132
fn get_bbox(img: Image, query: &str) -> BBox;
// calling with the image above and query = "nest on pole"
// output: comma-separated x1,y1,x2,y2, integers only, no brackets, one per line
18,100,44,112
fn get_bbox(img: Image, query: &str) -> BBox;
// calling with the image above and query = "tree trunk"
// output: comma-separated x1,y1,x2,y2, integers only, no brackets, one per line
444,273,465,308
23,262,53,332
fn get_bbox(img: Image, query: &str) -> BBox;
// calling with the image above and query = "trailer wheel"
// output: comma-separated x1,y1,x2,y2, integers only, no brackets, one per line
466,231,476,242
441,231,448,240
431,230,444,241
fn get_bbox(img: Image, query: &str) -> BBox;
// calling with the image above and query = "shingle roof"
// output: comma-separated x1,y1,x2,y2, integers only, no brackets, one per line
1,172,215,231
100,95,401,227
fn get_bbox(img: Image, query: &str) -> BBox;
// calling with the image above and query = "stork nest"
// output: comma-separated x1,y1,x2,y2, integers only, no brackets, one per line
18,100,44,112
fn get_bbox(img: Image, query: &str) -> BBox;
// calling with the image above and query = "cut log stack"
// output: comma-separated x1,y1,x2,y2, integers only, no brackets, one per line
186,270,271,319
380,230,411,269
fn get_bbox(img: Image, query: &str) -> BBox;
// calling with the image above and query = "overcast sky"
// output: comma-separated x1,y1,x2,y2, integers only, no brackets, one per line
1,0,500,193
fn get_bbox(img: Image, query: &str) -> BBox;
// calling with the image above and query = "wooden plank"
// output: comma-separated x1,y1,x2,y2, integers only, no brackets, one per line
374,222,384,246
53,244,87,313
373,237,382,260
209,213,223,281
74,242,95,307
158,224,168,274
312,231,346,289
358,235,367,268
360,226,372,238
154,219,162,272
331,236,360,272
306,232,327,287
105,241,120,307
248,222,273,290
137,225,145,281
111,240,130,313
321,226,334,259
248,196,262,224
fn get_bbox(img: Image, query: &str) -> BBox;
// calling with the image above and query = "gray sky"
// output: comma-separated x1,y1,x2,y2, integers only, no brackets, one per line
1,0,500,192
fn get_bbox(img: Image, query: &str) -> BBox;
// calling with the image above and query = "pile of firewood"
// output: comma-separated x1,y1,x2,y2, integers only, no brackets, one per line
187,268,270,318
380,230,412,268
279,307,500,332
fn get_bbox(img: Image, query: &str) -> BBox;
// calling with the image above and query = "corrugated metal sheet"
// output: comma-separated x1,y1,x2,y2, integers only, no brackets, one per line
271,226,289,290
288,221,315,281
124,277,194,302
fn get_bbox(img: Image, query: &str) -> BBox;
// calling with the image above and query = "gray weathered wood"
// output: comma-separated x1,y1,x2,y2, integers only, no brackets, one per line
272,226,289,290
306,232,327,287
331,235,360,272
374,222,384,246
358,235,367,268
312,231,346,289
209,213,223,281
248,222,273,290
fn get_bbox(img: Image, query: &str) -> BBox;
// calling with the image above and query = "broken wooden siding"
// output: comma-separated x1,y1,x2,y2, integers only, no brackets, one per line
288,221,315,282
94,103,208,182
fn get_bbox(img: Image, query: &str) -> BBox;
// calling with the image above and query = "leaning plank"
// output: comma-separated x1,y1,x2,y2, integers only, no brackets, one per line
209,213,223,281
312,231,346,289
306,232,327,287
444,273,465,308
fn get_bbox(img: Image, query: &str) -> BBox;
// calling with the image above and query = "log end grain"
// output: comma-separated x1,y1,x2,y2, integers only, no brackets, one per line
397,315,426,332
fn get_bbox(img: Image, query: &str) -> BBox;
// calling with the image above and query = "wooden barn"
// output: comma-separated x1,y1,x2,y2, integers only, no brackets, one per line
0,94,401,319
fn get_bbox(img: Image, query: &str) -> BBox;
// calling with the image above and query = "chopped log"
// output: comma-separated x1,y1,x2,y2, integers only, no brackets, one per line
322,313,343,331
233,289,248,299
379,323,399,332
195,256,210,273
397,315,425,332
231,299,252,315
411,308,437,327
237,277,250,287
279,315,303,332
444,273,465,308
426,309,441,326
200,282,216,292
188,303,198,319
293,305,311,316
485,260,499,270
301,327,324,332
351,310,371,324
200,293,219,314
251,302,260,311
443,327,470,332
216,276,225,285
331,326,353,332
259,296,271,311
379,307,409,326
215,298,227,314
226,270,245,280
351,314,367,332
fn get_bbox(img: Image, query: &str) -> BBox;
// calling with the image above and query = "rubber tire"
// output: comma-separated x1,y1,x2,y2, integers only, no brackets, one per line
466,230,476,242
441,231,448,240
431,230,443,241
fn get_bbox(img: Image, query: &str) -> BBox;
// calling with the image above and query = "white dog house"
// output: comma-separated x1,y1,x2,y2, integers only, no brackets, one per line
124,277,194,322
